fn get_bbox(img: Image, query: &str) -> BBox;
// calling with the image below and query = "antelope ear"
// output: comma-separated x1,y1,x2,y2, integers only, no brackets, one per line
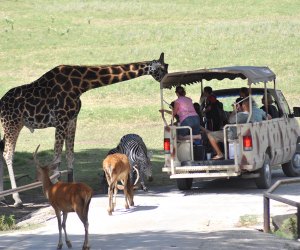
159,52,164,63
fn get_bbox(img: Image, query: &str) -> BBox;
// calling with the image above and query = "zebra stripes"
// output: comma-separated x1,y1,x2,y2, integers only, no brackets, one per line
107,134,153,191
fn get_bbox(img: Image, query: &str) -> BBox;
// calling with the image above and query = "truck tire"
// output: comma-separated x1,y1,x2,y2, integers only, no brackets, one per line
255,154,272,189
282,152,300,177
176,178,193,190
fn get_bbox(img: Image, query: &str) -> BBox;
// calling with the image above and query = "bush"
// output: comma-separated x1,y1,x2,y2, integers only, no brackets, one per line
0,215,17,231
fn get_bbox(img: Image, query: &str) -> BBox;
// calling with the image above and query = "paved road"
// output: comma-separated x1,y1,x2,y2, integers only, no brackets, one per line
1,170,300,250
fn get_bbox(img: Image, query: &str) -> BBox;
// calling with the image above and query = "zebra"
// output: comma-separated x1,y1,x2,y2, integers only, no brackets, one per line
103,134,153,192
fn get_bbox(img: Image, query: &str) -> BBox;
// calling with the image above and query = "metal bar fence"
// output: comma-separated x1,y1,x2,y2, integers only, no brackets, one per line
0,170,69,198
263,177,300,239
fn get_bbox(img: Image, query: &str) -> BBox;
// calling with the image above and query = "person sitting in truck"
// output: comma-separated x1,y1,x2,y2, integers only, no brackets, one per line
202,86,223,131
207,97,249,160
261,93,279,119
239,87,259,108
159,86,201,143
251,99,269,122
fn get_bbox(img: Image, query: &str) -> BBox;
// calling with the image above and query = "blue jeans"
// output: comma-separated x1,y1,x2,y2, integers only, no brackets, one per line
178,116,201,137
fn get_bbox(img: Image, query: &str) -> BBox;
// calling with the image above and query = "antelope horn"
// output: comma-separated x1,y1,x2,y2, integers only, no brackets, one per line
133,165,140,186
33,144,61,169
33,144,41,167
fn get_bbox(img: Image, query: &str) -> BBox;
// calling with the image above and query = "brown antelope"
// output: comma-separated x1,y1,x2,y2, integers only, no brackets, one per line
102,153,139,215
33,145,93,250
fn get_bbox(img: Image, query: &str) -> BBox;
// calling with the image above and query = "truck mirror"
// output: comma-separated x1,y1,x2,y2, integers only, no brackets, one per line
293,107,300,117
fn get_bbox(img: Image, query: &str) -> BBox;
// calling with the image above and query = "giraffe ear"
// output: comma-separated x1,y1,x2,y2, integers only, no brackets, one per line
159,53,164,63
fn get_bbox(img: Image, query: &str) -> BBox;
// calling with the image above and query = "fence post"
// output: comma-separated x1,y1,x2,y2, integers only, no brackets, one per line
297,206,300,240
264,195,271,233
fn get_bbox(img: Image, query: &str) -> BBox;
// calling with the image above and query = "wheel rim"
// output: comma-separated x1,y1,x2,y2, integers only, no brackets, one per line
265,162,271,185
292,153,300,169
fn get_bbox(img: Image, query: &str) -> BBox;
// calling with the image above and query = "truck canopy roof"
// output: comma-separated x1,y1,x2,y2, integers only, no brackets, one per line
160,66,276,89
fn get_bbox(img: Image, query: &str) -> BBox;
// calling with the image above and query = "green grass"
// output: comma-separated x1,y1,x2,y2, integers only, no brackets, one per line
0,0,299,195
0,215,17,231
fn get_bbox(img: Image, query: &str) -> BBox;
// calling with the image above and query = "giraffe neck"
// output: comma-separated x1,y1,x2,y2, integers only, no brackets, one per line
44,61,152,95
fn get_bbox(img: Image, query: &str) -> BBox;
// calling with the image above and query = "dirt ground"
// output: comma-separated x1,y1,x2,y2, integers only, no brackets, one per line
0,189,49,224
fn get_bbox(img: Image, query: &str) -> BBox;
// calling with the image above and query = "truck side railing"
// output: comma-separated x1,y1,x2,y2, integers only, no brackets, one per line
263,177,300,239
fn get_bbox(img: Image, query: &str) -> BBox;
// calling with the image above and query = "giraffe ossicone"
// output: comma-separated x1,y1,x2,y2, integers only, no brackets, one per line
0,53,168,207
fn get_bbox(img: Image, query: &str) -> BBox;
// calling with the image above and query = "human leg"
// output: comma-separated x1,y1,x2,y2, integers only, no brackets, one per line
207,131,224,159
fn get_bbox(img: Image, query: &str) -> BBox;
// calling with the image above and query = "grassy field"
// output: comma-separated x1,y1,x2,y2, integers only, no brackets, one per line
0,0,300,196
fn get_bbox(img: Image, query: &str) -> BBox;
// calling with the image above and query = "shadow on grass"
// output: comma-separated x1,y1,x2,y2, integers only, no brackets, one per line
1,147,171,199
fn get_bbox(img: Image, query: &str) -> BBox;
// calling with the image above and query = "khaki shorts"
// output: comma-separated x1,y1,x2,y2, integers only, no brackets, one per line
208,130,224,143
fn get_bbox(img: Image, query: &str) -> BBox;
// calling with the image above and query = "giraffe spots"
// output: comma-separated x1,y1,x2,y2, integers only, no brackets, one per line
85,69,98,80
25,103,36,117
121,64,131,71
44,70,55,81
112,66,122,75
111,76,120,84
100,75,111,85
99,67,111,75
55,73,68,84
80,80,89,90
71,68,83,78
70,77,81,87
128,71,137,79
121,74,128,81
39,88,48,99
65,96,75,109
62,80,72,92
130,64,139,71
60,66,73,76
35,114,45,123
51,84,63,96
138,69,144,76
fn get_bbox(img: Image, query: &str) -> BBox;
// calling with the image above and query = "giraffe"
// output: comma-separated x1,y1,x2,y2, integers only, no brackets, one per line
0,53,168,207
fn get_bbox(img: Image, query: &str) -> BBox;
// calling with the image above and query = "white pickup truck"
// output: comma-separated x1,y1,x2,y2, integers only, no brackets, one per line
160,66,300,190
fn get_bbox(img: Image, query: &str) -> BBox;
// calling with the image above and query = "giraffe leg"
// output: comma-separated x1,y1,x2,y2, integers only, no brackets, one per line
3,129,23,207
0,152,5,202
65,119,77,183
53,126,66,181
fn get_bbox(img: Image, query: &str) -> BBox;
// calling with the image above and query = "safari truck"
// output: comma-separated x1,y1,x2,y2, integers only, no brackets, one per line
160,66,300,190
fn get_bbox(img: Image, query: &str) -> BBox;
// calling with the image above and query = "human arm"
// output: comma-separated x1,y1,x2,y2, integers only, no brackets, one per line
159,109,172,115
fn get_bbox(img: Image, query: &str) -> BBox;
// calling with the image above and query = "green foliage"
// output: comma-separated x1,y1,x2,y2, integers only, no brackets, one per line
273,216,298,240
0,215,17,231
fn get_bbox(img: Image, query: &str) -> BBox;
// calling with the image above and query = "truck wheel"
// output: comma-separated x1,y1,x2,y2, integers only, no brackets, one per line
282,152,300,177
255,154,272,189
176,178,193,190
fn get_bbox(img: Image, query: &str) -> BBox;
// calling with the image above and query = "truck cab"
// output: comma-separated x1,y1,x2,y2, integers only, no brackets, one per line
160,66,300,190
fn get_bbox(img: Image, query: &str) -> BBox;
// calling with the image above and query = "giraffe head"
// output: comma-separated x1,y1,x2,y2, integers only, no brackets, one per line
147,53,168,82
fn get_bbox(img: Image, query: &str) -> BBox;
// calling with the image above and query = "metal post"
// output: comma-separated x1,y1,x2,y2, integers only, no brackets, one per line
68,168,74,182
297,206,300,240
264,195,271,233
